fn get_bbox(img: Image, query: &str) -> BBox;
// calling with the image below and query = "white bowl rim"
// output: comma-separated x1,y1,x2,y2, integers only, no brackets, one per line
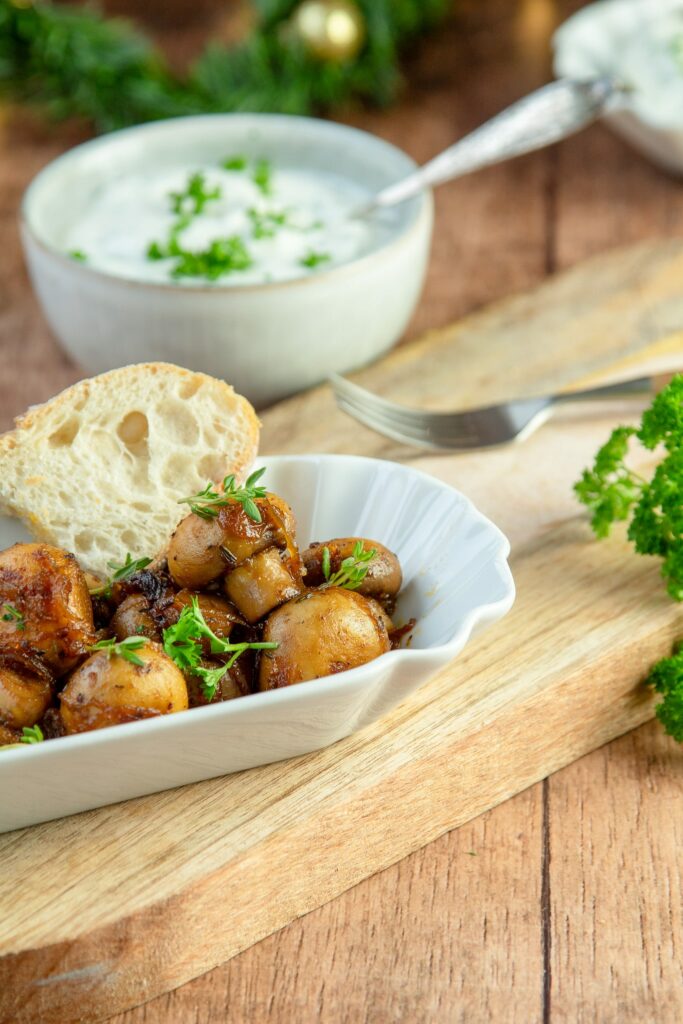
20,112,433,296
0,453,514,761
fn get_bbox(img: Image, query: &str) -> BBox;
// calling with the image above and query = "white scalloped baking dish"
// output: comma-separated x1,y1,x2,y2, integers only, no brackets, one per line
0,454,514,833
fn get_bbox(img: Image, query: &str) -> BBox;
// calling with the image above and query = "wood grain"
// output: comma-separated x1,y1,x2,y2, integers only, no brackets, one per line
0,2,682,1021
548,723,683,1024
2,249,683,1022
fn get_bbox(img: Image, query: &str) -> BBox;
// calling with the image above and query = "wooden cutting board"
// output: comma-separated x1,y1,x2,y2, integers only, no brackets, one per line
2,239,683,1024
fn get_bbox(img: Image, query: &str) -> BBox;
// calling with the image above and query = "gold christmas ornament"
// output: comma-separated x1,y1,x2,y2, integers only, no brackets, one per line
291,0,366,62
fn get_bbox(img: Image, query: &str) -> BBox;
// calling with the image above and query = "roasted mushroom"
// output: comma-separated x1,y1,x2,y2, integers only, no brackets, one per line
0,653,53,731
171,590,244,640
111,592,161,642
258,587,391,690
185,656,251,707
302,538,402,611
0,543,95,672
224,546,305,624
60,640,188,734
167,493,296,590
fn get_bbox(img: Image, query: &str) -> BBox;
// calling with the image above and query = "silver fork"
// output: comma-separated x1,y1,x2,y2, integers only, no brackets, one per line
330,372,674,451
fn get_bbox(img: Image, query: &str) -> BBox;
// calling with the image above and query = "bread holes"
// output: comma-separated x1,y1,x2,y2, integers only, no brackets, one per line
48,417,80,448
198,454,226,481
116,411,149,457
120,530,138,549
177,378,202,400
160,452,192,488
159,402,199,446
75,529,95,553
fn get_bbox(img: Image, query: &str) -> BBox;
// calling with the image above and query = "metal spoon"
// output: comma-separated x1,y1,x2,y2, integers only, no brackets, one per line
355,77,629,217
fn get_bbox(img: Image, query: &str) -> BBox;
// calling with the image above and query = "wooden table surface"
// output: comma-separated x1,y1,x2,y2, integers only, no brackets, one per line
1,2,681,1021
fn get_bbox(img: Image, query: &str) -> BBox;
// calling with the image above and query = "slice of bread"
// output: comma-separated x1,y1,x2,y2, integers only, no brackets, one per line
0,363,259,576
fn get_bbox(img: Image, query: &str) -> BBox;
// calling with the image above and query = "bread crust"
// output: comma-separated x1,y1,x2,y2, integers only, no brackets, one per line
0,363,260,575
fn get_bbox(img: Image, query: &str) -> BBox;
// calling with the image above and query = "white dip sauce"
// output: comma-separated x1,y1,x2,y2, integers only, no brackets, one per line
555,0,683,130
64,159,383,286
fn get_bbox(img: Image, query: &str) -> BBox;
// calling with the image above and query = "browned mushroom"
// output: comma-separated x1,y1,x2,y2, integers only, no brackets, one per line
60,640,188,734
0,543,95,672
259,587,390,690
302,538,402,611
167,492,296,589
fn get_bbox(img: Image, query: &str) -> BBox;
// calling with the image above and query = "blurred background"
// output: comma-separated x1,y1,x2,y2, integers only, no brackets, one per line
2,0,682,416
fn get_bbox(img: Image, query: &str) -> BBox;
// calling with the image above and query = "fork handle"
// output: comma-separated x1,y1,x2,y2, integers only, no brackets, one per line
553,372,678,404
369,77,628,211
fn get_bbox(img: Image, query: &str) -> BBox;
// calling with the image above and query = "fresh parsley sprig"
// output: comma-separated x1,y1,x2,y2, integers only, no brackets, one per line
646,643,683,743
162,597,277,701
90,553,153,599
320,541,377,591
2,603,25,630
90,635,147,667
20,724,44,745
178,467,267,523
575,375,683,600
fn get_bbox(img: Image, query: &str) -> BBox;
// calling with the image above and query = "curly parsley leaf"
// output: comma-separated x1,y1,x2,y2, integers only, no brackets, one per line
575,375,683,598
573,427,641,538
162,597,277,701
646,643,683,743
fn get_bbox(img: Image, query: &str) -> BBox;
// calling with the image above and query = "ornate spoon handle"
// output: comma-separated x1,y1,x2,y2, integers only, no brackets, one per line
365,77,628,213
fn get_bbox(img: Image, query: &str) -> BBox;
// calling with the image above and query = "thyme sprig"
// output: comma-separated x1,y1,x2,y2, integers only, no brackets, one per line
90,553,153,599
20,725,44,745
90,635,147,667
178,467,267,523
320,541,377,591
2,603,25,630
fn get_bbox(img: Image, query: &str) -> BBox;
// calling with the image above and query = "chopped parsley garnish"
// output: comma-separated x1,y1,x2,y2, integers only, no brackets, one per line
222,155,248,171
68,249,87,262
248,207,288,239
146,171,254,281
252,158,273,196
299,250,331,270
90,553,153,599
178,467,267,523
162,597,277,701
2,603,25,630
320,541,377,591
20,725,44,745
89,635,147,666
171,236,252,280
169,172,221,218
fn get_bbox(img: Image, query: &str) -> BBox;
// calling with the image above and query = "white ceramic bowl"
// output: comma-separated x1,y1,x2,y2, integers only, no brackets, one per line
20,115,433,408
0,454,514,833
554,0,683,175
